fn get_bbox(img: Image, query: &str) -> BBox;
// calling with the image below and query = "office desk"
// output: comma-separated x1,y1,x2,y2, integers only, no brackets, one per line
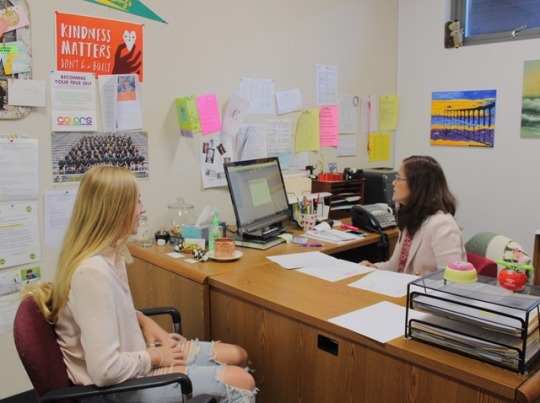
126,226,397,339
208,261,540,403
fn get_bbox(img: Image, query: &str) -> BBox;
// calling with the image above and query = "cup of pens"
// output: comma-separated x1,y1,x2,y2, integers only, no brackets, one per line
300,213,318,231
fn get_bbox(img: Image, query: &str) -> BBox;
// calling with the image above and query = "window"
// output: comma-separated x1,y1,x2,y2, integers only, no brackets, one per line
451,0,540,45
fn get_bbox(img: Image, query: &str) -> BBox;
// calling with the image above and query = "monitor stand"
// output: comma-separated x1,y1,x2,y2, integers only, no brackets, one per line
242,223,285,241
232,233,286,250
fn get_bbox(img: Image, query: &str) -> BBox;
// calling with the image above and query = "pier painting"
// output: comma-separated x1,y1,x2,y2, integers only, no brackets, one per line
430,89,496,147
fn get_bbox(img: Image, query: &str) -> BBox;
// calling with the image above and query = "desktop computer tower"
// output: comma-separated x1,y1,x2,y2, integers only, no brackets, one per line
363,168,396,211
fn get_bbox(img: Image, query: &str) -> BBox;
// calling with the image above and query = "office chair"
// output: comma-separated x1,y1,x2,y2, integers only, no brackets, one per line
13,296,216,403
465,231,533,283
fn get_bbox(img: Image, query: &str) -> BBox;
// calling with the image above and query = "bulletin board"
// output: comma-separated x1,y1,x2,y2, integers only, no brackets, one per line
0,0,31,120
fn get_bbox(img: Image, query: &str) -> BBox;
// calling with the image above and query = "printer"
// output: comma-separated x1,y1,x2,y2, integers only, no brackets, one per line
363,168,396,211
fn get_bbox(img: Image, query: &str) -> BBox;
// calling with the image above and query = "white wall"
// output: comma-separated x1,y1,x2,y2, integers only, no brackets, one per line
1,0,398,397
397,1,540,255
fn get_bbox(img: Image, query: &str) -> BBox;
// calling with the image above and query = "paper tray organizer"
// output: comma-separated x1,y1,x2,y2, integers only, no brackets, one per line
405,269,540,374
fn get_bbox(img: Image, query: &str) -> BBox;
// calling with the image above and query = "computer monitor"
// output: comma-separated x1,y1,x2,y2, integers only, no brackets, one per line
224,157,290,240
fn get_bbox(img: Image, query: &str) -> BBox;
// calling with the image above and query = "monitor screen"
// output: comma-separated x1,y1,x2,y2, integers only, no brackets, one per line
224,157,290,239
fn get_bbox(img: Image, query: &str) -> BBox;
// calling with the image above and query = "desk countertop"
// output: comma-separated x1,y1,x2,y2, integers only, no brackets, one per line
128,225,398,285
208,259,540,402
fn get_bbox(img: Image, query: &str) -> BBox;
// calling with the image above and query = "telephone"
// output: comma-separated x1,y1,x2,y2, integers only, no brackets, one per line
350,203,396,233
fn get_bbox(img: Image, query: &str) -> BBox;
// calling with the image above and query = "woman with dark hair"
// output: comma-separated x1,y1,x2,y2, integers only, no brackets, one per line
360,155,466,275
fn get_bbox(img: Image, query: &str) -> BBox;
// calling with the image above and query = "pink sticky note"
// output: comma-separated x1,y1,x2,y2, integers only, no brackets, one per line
196,93,221,135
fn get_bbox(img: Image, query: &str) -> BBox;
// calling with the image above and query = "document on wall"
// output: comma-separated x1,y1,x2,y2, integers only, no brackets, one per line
275,88,302,115
316,64,338,105
338,95,358,134
378,95,399,131
319,105,339,147
51,70,97,132
236,124,268,161
337,134,357,157
267,119,292,154
8,79,46,107
44,189,78,250
368,132,391,162
239,77,276,115
98,74,142,132
222,94,250,136
0,137,38,201
0,201,41,269
360,95,378,134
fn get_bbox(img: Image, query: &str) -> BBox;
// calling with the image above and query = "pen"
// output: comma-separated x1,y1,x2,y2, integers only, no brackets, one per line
340,223,360,231
299,243,324,247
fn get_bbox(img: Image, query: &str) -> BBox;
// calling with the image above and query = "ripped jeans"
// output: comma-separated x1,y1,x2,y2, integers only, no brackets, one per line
80,340,256,403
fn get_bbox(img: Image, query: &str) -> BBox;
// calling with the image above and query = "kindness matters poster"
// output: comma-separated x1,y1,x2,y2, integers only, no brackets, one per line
55,12,144,80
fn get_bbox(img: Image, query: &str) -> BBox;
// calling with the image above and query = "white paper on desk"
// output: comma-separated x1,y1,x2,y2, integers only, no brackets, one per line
329,301,427,343
297,260,374,282
266,251,337,270
348,270,418,298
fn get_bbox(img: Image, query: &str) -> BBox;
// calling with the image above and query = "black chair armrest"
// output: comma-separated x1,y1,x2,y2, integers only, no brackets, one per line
39,373,216,402
40,373,194,402
140,306,182,334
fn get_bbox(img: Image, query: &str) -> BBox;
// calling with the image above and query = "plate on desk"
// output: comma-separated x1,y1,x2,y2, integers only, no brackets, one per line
207,250,243,262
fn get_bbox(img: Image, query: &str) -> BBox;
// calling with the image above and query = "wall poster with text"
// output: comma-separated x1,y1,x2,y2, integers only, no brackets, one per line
55,12,144,81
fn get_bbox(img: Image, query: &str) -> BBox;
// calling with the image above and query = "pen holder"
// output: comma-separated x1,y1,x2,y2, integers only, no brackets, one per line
300,213,317,231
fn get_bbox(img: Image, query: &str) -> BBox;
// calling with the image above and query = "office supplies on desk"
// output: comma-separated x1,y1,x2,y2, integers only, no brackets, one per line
299,243,324,247
304,221,358,243
340,223,360,231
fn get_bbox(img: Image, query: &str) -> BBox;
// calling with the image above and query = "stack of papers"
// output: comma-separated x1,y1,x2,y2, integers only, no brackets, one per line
266,251,374,281
304,222,358,243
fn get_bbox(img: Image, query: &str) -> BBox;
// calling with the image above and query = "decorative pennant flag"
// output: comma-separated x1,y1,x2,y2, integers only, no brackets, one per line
85,0,167,24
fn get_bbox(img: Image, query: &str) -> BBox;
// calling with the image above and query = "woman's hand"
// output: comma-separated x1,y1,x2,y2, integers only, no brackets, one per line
148,344,185,367
137,312,186,348
359,260,378,268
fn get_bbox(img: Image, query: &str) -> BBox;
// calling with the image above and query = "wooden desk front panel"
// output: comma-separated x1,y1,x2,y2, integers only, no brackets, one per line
127,257,210,340
209,262,539,402
210,288,510,403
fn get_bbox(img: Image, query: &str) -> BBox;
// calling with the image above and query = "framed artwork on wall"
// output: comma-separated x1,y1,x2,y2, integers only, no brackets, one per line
430,89,496,147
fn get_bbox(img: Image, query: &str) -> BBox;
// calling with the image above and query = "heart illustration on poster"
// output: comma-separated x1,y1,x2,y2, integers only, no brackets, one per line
123,30,136,51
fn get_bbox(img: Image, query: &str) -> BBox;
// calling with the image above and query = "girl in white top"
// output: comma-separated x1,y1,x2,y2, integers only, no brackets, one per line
23,165,256,403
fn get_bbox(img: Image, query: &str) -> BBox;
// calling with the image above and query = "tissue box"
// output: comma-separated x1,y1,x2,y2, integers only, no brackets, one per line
182,222,226,241
182,225,210,240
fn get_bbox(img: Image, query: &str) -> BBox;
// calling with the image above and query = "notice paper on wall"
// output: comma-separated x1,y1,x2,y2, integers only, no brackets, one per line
0,201,41,269
0,137,38,201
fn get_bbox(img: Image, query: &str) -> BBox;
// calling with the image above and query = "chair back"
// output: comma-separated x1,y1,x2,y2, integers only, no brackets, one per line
13,296,72,400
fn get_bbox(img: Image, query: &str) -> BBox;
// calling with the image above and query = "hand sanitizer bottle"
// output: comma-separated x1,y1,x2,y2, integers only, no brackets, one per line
208,211,221,251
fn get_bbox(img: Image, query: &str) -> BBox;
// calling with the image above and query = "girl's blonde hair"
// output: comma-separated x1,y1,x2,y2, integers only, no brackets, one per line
22,165,139,323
